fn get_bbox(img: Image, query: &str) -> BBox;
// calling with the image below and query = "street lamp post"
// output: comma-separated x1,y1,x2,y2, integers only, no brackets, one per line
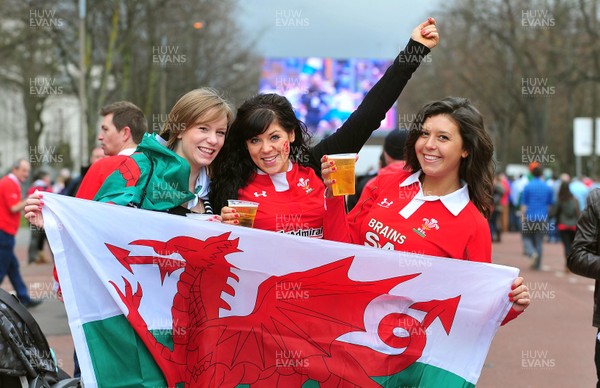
79,0,87,169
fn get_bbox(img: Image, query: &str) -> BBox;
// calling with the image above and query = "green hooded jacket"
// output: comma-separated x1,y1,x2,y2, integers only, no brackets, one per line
94,133,195,211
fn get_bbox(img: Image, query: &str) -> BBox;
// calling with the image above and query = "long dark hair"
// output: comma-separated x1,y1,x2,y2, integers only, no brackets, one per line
558,180,574,202
404,97,495,217
210,93,312,212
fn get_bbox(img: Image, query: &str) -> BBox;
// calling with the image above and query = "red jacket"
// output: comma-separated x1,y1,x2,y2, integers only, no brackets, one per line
76,155,130,200
0,175,22,236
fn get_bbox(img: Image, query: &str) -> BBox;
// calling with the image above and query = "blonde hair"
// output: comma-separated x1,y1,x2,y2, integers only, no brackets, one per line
160,88,234,150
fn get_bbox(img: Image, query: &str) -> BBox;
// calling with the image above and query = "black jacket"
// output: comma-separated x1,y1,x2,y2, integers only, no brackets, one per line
567,188,600,327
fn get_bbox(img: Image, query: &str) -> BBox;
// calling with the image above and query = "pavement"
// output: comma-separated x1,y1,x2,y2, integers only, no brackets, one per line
1,227,597,386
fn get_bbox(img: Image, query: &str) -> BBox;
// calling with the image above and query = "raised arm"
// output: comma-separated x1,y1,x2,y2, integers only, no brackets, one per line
309,18,439,173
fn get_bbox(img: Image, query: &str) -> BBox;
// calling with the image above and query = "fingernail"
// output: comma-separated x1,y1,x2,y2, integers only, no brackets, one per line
234,220,239,224
235,214,240,218
511,285,516,290
329,161,334,166
331,167,337,172
509,296,514,302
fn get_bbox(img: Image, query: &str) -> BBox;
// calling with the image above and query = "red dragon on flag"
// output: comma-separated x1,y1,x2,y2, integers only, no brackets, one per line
106,232,461,387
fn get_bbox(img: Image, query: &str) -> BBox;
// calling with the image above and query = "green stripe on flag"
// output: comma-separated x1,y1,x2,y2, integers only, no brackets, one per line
83,315,170,388
235,362,474,387
301,380,320,387
371,362,475,387
84,316,473,388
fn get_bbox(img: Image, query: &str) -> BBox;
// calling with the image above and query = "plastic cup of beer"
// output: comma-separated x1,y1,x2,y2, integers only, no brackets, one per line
227,200,259,227
186,213,216,222
328,153,357,196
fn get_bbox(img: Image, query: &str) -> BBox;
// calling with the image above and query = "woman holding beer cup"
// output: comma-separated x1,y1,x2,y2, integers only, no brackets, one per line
212,18,440,236
321,96,530,323
212,93,348,238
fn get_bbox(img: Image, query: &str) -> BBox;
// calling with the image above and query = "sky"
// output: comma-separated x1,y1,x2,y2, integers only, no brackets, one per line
236,0,444,59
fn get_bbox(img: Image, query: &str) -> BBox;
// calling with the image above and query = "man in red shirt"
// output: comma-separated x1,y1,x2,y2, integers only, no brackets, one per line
49,101,146,299
76,101,147,199
0,159,42,308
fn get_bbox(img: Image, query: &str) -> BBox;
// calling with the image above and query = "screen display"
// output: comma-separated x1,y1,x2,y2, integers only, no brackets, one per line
259,57,396,138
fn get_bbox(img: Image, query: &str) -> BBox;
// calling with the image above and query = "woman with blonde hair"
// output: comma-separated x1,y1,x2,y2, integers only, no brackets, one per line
26,88,234,222
93,88,234,215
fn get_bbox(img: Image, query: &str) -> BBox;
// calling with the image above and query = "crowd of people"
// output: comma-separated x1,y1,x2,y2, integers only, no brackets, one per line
484,162,598,271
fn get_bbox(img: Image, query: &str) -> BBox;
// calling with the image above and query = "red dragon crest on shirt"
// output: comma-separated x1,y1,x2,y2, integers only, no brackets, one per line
106,232,461,387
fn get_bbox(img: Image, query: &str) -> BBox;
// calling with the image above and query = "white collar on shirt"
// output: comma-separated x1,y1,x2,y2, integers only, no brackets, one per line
256,161,294,192
118,147,137,156
398,170,470,218
185,167,211,209
7,173,20,185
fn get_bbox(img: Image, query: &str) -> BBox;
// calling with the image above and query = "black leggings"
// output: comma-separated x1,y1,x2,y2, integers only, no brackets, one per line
559,229,576,259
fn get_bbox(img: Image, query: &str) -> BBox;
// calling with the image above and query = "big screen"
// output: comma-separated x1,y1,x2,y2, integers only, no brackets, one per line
259,57,396,138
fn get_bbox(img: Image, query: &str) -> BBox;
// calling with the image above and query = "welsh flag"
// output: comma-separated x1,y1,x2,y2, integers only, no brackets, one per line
42,193,517,388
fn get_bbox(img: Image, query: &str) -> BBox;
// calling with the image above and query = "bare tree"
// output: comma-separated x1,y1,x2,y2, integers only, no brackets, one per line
425,0,596,176
49,0,261,155
0,0,64,166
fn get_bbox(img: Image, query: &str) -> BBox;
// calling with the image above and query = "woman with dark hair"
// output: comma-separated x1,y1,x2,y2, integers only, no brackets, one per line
402,97,495,218
211,18,439,234
213,93,346,238
552,180,580,270
322,96,530,323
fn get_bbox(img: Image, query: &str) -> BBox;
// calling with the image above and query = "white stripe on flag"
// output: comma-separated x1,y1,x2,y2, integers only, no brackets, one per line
43,193,518,387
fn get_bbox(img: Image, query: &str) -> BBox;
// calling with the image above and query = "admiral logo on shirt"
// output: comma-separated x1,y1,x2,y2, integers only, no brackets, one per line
280,227,323,238
364,218,406,250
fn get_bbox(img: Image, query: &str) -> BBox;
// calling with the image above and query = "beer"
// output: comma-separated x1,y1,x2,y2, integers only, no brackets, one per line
328,154,356,196
227,200,259,227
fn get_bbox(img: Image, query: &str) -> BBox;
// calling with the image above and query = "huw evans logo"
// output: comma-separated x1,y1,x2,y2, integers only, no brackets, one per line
153,46,187,64
521,9,555,28
29,9,63,29
275,9,309,27
521,78,555,97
